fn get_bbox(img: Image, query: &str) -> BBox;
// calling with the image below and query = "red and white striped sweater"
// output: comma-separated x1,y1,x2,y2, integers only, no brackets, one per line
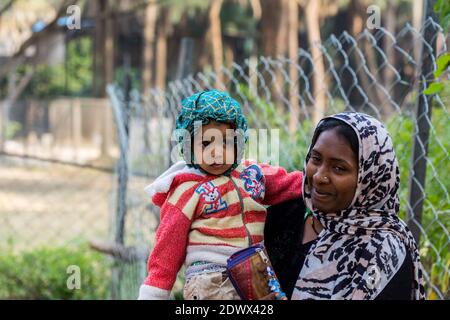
138,160,302,299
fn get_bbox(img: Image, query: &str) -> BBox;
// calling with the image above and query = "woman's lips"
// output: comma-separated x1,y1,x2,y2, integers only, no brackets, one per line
312,188,333,201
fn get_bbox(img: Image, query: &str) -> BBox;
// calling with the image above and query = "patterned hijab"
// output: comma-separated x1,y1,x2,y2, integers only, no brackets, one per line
292,112,426,300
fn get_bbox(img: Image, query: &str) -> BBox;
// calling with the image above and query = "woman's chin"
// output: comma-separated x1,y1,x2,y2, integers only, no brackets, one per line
311,201,332,213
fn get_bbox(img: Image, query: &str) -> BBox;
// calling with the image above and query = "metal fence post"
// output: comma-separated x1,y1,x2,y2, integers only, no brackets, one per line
167,38,195,166
115,72,131,245
176,38,195,81
106,72,132,300
406,1,438,243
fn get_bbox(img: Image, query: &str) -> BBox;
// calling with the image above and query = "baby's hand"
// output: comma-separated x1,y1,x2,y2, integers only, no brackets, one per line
259,292,277,300
259,292,287,300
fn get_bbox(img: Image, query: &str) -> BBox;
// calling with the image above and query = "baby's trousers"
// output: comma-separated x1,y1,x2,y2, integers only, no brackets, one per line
183,270,240,300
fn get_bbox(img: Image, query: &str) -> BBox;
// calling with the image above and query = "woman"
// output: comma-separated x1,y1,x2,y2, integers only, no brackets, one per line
264,112,426,300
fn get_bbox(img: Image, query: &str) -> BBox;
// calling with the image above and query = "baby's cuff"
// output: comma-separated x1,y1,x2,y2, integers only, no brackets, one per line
138,285,171,300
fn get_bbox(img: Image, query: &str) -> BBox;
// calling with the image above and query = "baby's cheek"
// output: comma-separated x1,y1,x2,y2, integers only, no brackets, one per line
225,146,235,159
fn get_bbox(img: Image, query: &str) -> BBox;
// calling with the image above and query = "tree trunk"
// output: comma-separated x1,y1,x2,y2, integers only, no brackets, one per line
349,0,364,36
0,0,76,80
89,239,149,262
224,43,234,69
142,1,158,93
288,0,300,134
247,0,261,96
207,0,224,87
104,1,115,89
382,0,396,116
412,0,425,63
275,0,289,59
275,0,289,107
260,0,283,58
93,0,115,97
0,68,34,152
0,0,14,21
249,0,262,20
155,6,171,90
260,0,288,109
305,0,327,125
348,0,382,114
93,0,106,97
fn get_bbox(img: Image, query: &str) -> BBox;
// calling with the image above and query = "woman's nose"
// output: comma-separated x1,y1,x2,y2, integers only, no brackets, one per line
314,167,330,184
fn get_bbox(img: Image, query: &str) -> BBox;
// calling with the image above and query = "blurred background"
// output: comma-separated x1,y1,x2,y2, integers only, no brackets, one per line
0,0,448,300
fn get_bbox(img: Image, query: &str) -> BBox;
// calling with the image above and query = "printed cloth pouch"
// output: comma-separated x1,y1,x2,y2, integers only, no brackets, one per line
226,242,286,300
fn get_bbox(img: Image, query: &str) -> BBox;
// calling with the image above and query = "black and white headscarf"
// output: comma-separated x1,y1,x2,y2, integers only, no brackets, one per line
292,112,426,300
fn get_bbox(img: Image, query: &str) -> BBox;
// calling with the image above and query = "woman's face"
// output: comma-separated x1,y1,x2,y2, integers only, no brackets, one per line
305,127,358,213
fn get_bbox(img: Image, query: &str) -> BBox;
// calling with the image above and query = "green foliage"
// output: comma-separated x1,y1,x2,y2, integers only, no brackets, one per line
21,36,93,98
221,1,257,39
385,108,449,300
114,66,142,92
425,52,450,97
65,36,93,96
24,64,66,98
0,245,110,299
424,82,445,95
434,0,450,31
5,121,22,139
408,16,449,299
0,77,7,99
237,84,314,170
424,1,450,97
434,53,450,78
169,0,209,25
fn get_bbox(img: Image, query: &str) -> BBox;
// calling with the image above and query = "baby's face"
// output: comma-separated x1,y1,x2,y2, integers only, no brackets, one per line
193,121,236,175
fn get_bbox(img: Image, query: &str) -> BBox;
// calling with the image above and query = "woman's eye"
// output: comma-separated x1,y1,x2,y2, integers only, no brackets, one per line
334,166,346,172
311,156,321,163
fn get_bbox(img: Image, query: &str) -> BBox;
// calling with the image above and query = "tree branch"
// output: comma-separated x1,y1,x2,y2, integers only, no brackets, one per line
0,0,79,80
0,0,15,16
89,239,149,262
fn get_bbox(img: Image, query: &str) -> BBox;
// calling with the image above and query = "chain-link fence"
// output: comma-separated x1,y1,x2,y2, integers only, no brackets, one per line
0,153,116,299
0,93,121,298
107,18,449,300
0,155,114,252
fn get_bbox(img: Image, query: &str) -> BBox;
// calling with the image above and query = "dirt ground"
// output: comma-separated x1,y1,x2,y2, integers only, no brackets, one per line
0,155,159,253
0,156,115,251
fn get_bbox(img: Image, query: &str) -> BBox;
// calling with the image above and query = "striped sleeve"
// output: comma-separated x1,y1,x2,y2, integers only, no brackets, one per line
260,163,303,206
142,201,192,294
